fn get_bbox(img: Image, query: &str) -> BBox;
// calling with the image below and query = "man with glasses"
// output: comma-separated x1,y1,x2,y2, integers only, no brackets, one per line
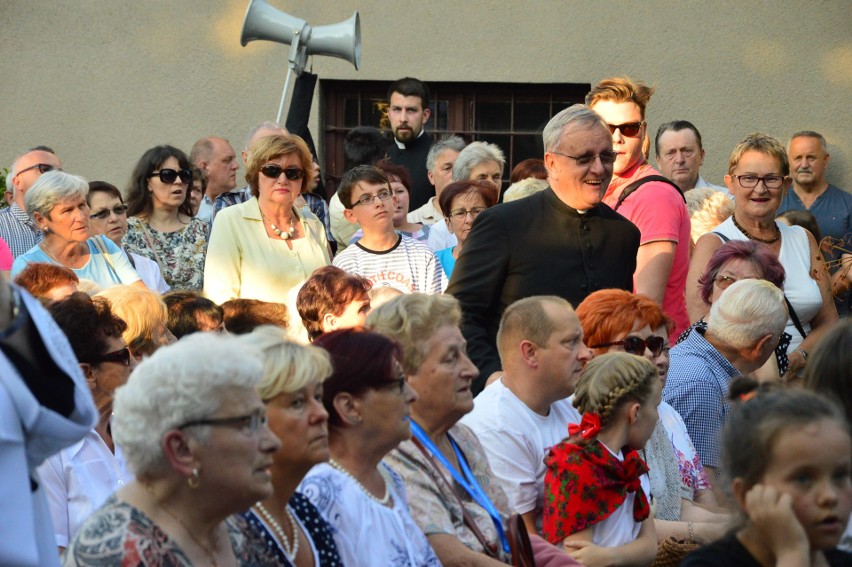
446,106,640,393
587,77,691,343
654,120,729,194
333,165,441,294
1,146,62,257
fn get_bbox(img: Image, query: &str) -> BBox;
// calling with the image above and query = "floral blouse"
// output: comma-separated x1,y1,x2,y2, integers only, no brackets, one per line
63,495,266,566
123,217,208,290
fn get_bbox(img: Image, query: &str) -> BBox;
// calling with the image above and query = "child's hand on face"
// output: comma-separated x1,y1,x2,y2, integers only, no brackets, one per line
744,483,810,561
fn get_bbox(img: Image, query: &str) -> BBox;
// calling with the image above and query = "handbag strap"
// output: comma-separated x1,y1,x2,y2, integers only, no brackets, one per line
410,436,501,558
138,221,167,273
91,235,120,280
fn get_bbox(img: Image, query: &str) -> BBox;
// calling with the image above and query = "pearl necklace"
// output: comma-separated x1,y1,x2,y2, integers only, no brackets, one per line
255,502,299,561
329,459,392,505
732,214,780,244
259,207,295,239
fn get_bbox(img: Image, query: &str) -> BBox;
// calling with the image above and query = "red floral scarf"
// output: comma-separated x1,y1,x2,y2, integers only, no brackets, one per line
542,436,651,544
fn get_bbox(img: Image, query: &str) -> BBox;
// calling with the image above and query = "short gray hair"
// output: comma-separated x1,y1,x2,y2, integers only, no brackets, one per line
452,141,505,182
706,279,787,349
542,105,608,153
426,135,466,172
788,130,827,153
244,121,288,152
25,170,88,219
112,333,263,477
503,178,549,202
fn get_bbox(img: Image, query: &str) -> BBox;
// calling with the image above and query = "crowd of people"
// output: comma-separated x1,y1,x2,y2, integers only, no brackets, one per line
1,74,850,567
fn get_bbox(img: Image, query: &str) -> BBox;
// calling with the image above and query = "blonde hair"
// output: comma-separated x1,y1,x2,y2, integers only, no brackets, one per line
366,293,461,375
503,178,548,203
572,352,658,429
96,285,168,357
686,188,734,244
236,325,333,401
585,77,656,119
728,133,789,176
245,134,313,198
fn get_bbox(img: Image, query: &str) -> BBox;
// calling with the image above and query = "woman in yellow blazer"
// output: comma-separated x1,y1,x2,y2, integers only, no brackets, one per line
204,134,331,315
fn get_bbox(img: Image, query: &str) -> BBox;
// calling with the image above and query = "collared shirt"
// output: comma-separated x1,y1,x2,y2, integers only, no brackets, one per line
662,328,739,468
214,186,252,217
408,197,443,225
694,175,731,197
0,203,42,258
777,184,852,254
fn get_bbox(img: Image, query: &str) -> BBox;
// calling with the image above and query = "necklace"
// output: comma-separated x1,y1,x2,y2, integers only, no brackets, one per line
731,214,780,244
39,242,65,266
258,206,295,239
144,484,221,566
255,502,299,560
328,459,391,505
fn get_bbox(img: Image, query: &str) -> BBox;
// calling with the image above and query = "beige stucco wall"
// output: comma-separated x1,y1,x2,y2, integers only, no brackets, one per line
2,0,850,191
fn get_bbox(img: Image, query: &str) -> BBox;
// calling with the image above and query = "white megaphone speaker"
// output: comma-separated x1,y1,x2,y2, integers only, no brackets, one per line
240,0,361,70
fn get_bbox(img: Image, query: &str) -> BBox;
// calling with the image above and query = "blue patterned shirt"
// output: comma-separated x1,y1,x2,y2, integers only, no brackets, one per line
0,203,42,258
663,328,739,468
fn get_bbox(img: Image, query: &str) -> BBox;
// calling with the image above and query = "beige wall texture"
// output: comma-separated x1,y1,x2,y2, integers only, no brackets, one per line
1,0,850,192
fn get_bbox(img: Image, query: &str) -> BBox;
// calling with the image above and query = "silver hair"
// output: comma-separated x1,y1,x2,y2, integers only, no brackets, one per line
542,105,608,153
426,135,466,172
706,279,787,350
25,170,88,219
503,177,549,203
112,333,263,477
451,141,505,182
788,130,827,154
244,121,288,151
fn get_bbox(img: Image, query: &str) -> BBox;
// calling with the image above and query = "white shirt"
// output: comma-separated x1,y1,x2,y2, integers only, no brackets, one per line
460,380,581,528
425,220,457,252
129,252,170,294
592,443,651,547
407,198,443,225
37,429,131,547
694,175,731,196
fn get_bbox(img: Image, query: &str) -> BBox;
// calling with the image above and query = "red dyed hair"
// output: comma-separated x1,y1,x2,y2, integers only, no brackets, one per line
576,289,672,354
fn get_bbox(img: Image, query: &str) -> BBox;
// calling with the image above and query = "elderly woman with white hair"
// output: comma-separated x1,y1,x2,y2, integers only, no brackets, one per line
11,171,143,290
236,326,343,566
427,141,505,252
63,333,282,566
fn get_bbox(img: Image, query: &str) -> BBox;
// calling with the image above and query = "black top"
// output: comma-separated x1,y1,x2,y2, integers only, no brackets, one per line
682,533,852,567
386,133,434,210
445,188,640,393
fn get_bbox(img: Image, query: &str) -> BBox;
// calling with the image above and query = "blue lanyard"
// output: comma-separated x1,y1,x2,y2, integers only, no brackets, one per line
409,419,510,554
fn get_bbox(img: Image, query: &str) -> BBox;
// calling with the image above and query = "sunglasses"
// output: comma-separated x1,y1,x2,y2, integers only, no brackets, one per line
17,163,62,176
590,336,666,358
89,346,132,367
260,164,305,181
148,168,192,185
90,204,129,220
606,121,644,138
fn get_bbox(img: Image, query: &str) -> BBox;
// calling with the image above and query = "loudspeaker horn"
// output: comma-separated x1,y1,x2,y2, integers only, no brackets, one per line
306,12,361,70
240,0,307,47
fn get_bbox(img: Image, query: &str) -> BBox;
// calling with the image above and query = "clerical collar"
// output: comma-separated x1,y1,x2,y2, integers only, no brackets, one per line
394,129,426,149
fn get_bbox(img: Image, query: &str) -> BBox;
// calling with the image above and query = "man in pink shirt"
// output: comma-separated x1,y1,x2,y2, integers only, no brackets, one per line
586,77,690,341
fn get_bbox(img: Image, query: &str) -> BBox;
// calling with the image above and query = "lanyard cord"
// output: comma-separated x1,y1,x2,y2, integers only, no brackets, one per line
409,419,510,553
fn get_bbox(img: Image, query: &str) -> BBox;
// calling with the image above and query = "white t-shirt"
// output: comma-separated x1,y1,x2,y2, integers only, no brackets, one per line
333,235,442,294
592,442,652,548
460,380,581,529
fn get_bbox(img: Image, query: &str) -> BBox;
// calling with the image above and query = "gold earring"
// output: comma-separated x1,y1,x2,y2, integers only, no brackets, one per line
187,467,200,489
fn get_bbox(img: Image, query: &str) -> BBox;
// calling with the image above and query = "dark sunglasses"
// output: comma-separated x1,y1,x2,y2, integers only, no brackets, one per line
148,168,192,185
90,204,129,220
260,164,305,181
590,336,665,358
88,346,132,367
17,163,62,175
606,121,644,138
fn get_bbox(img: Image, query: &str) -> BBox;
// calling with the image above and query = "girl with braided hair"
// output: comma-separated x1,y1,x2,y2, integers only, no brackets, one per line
542,352,660,566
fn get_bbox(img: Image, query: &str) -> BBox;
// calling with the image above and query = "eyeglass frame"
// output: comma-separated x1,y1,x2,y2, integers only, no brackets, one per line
259,164,306,181
350,188,394,208
147,168,192,185
177,408,268,434
550,150,618,167
605,121,645,138
448,207,487,220
730,174,786,189
86,346,132,367
90,204,129,220
16,163,62,176
590,335,666,358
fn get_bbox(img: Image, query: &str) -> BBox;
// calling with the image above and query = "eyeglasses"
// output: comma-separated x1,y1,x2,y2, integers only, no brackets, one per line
551,150,618,167
731,174,785,189
148,168,192,185
87,346,132,367
381,370,407,394
606,121,644,138
17,163,62,176
90,204,129,220
178,408,268,434
351,188,394,208
449,207,487,220
713,274,742,290
590,336,666,358
260,164,305,181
